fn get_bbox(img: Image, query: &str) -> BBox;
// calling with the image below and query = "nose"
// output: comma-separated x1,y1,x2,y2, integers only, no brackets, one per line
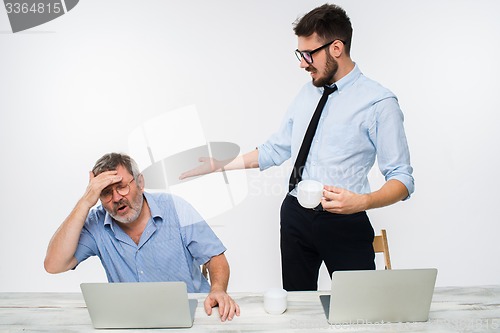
111,187,124,202
299,57,309,69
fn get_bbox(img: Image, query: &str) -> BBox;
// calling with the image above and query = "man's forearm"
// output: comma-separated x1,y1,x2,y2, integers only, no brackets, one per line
364,179,409,210
206,253,230,292
219,149,259,172
44,199,92,274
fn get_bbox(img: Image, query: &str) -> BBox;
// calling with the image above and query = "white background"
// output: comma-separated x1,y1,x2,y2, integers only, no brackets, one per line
1,0,499,292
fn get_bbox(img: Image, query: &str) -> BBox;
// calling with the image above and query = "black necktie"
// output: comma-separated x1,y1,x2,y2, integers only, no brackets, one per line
289,85,337,192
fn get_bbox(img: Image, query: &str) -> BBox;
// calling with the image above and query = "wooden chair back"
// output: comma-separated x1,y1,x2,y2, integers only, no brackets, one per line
373,229,392,270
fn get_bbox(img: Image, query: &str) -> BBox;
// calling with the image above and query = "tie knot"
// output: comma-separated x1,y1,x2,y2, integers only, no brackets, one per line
323,85,337,96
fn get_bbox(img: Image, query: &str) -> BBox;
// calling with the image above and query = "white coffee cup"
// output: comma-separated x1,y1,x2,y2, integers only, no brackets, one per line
264,288,287,315
297,180,324,209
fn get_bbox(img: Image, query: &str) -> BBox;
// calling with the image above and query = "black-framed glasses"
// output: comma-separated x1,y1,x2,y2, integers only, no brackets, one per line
100,178,135,203
295,40,344,64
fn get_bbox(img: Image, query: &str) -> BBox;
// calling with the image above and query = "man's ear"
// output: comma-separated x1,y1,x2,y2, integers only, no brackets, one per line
330,39,344,58
137,174,145,190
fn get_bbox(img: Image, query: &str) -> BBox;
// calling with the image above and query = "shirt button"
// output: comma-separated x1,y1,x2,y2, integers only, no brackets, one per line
139,270,144,274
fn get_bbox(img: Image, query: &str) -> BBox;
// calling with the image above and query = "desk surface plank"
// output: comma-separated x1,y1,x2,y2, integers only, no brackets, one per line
1,287,499,332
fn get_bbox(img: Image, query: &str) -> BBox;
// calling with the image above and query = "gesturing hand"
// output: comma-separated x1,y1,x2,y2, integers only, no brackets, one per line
179,157,221,180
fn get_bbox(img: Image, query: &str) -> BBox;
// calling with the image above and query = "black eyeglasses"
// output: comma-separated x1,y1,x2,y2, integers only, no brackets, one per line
100,178,135,203
295,40,345,64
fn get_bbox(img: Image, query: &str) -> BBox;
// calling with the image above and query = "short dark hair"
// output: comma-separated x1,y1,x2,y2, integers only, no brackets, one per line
92,153,140,179
293,3,352,55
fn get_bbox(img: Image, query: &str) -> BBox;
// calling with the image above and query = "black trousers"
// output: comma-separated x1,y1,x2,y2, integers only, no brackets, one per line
280,194,375,291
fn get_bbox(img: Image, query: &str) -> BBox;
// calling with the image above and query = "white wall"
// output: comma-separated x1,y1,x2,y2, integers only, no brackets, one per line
1,0,499,292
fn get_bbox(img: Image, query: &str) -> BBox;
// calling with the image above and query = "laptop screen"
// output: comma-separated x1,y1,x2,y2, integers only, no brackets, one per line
320,268,438,324
80,281,197,329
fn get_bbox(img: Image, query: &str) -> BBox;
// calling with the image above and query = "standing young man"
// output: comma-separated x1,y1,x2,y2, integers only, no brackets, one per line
181,4,414,291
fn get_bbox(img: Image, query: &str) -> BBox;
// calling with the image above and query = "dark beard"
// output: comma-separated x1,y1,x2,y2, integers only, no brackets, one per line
309,52,338,87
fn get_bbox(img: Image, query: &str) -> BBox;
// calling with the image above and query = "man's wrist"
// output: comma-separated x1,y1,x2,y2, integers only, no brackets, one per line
209,285,227,293
77,197,96,211
361,193,372,211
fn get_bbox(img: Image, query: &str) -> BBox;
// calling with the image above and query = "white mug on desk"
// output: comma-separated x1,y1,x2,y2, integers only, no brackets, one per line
264,288,287,315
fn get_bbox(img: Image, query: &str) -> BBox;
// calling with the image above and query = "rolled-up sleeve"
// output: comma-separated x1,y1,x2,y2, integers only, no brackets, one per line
258,112,294,171
371,97,414,199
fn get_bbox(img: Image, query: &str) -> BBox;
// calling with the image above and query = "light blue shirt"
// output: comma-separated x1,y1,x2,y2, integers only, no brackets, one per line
74,192,226,293
258,64,414,197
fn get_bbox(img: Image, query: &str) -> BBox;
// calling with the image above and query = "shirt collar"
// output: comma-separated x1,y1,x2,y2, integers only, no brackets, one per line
143,192,162,220
327,63,362,94
335,63,362,93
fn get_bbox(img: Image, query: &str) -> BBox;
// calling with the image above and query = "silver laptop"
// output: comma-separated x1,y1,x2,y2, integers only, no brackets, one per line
80,281,198,329
320,268,437,324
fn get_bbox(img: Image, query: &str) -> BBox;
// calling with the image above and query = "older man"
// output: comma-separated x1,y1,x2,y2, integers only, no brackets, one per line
45,153,239,321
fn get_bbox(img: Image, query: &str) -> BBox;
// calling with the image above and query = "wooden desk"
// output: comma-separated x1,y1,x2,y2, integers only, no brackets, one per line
1,286,499,332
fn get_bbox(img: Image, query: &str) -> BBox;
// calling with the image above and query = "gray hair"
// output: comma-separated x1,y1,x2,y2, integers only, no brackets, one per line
92,153,141,179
